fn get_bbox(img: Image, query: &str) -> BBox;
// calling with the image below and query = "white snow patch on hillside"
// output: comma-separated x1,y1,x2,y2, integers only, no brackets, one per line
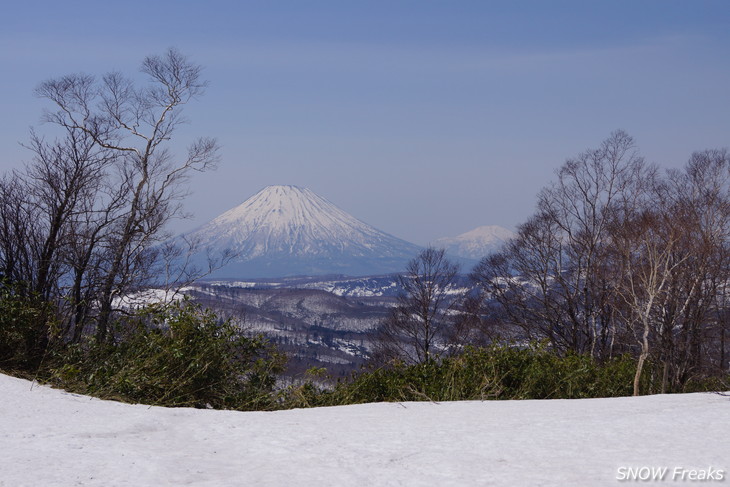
112,287,191,309
0,373,728,486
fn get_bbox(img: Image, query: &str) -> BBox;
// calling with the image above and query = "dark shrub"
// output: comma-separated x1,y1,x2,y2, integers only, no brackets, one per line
0,281,55,372
50,299,285,410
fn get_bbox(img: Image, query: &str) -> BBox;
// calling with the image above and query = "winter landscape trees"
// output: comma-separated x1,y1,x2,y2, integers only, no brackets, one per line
374,247,461,365
0,51,291,408
0,49,219,352
0,48,728,407
471,131,730,395
36,48,220,341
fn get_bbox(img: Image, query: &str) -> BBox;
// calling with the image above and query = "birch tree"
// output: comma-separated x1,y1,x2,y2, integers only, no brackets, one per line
35,48,220,341
472,131,654,359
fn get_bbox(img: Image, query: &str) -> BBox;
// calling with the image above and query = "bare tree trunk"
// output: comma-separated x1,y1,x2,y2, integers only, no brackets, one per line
96,161,149,341
633,318,650,396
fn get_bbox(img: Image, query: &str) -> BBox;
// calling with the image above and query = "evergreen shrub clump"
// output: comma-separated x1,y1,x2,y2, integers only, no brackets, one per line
0,281,55,372
284,345,642,408
49,299,285,410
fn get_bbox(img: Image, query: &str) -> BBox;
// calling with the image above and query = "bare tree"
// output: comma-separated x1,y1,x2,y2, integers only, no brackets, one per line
35,48,220,341
609,149,730,394
0,174,35,285
649,149,730,391
0,49,220,351
610,203,688,395
472,133,730,393
472,131,654,359
374,247,461,365
22,129,116,301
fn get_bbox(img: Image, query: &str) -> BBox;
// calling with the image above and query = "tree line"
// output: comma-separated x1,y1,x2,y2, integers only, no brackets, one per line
376,131,730,395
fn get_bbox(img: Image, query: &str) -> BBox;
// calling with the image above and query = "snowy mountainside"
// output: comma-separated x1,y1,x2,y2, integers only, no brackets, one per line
178,185,422,278
188,283,390,376
189,274,473,376
435,225,514,260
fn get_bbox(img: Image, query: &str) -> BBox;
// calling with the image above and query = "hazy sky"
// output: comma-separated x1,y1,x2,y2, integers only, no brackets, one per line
1,1,729,245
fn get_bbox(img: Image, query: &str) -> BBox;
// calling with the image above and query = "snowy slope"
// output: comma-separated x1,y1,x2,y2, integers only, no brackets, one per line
435,225,514,260
179,185,421,278
1,373,728,486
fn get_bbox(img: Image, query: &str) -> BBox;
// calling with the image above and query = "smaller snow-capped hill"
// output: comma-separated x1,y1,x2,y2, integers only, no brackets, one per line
435,225,514,261
178,185,422,278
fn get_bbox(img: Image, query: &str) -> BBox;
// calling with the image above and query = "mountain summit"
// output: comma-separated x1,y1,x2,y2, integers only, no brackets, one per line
180,185,421,278
434,225,514,260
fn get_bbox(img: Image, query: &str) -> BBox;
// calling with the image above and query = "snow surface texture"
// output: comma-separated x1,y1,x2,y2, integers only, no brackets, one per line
1,373,728,486
434,225,514,260
179,185,422,278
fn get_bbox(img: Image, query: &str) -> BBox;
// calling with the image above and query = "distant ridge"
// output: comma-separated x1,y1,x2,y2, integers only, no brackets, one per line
178,185,422,278
435,225,513,260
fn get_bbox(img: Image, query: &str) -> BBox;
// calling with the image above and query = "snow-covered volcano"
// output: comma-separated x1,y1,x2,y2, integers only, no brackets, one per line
435,225,514,260
180,185,421,278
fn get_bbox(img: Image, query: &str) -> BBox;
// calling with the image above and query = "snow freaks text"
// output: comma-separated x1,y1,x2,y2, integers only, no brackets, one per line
616,466,725,482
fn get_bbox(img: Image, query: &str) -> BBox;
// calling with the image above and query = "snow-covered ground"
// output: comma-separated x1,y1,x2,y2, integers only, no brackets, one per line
1,373,728,486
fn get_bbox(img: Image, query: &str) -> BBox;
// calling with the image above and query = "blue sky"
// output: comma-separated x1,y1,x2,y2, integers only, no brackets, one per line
1,1,729,244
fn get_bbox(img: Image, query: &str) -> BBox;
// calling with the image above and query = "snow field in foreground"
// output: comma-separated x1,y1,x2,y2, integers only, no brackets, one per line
0,373,727,486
